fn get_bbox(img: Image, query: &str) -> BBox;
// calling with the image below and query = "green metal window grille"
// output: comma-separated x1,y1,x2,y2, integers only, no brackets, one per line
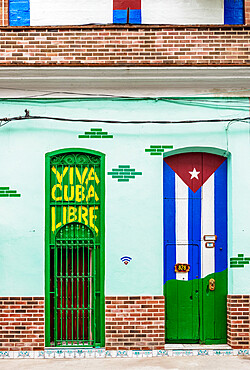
45,149,105,348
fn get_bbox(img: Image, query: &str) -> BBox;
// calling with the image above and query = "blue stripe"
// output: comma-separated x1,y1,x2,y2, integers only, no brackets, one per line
9,0,30,26
224,0,244,25
113,9,141,24
215,160,228,273
188,187,201,280
163,162,176,283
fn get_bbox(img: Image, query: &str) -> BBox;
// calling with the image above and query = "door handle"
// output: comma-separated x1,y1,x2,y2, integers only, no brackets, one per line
209,278,215,291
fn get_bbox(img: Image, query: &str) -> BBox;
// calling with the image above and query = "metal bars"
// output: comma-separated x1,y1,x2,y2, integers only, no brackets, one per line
54,222,95,347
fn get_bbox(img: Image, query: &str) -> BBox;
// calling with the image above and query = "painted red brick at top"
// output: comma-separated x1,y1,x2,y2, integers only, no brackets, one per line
227,295,250,349
113,0,141,10
0,25,249,66
105,296,165,350
0,297,45,351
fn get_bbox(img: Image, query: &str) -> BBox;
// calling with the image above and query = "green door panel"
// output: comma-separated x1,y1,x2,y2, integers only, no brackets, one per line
201,269,227,344
164,269,227,344
165,278,199,342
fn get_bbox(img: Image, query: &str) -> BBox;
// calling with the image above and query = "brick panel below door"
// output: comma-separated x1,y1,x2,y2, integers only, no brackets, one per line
227,295,250,349
105,296,165,350
0,297,45,351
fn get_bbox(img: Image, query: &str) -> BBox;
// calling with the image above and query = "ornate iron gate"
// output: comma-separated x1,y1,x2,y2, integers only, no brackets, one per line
45,149,105,348
53,222,96,346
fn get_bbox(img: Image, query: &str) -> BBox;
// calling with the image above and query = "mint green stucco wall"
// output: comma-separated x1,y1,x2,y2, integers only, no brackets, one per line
0,98,249,296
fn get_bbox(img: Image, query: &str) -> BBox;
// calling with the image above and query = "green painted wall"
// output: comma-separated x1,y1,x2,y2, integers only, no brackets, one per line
0,98,249,296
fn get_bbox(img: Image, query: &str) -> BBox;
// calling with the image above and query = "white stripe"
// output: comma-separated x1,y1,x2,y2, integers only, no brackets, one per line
175,174,189,281
201,174,215,278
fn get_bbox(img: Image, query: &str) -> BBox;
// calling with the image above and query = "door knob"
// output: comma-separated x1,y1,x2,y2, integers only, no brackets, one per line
209,278,215,291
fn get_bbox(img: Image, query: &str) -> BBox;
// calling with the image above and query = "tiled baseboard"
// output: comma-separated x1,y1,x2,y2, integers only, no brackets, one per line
0,348,249,359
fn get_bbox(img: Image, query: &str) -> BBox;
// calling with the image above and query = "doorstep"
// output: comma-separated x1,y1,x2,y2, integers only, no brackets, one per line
165,344,231,350
0,347,249,358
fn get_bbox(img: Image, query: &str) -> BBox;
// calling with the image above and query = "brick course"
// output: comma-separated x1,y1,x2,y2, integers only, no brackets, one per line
105,296,165,350
227,295,250,349
0,297,45,351
0,25,250,66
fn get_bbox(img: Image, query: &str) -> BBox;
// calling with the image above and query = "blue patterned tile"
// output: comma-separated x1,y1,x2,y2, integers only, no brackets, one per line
198,350,209,356
173,350,184,356
55,350,64,359
85,349,95,358
65,350,74,359
34,351,45,359
238,349,249,356
75,349,85,359
213,350,234,356
117,350,128,358
45,350,55,359
96,349,106,358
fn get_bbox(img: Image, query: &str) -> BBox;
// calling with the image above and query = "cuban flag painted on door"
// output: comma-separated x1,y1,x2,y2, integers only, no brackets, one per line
163,152,228,283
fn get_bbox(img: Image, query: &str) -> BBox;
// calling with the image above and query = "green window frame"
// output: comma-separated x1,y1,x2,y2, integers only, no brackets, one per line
45,148,105,348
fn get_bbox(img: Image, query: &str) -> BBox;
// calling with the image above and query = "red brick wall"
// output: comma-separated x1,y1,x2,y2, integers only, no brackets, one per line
0,0,8,26
0,297,45,351
245,1,250,24
0,25,249,66
105,296,165,350
227,295,250,349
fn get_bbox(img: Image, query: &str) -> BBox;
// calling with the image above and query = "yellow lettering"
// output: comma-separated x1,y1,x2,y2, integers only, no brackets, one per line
56,222,62,230
64,185,74,201
89,206,99,234
78,206,82,222
51,207,56,232
63,206,67,225
68,206,77,223
69,167,74,185
81,207,88,225
85,167,100,186
51,184,62,201
76,167,88,184
51,166,68,184
75,185,85,202
86,185,99,202
51,206,62,231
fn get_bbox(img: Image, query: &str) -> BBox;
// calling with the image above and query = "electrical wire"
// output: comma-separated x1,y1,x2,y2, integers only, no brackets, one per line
1,113,250,127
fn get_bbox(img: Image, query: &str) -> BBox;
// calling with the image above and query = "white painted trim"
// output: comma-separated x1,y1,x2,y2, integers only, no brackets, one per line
175,175,189,281
201,174,215,279
0,67,249,98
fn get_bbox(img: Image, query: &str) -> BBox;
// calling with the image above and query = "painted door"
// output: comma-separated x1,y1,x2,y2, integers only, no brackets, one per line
163,152,228,343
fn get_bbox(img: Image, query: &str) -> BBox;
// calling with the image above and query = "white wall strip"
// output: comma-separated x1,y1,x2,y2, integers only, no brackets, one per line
175,174,189,281
142,0,224,25
201,174,215,278
30,0,113,26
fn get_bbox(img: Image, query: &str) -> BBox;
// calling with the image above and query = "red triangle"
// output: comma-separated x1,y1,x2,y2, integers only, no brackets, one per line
164,153,226,193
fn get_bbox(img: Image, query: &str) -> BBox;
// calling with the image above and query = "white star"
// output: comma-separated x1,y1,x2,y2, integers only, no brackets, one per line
189,168,200,180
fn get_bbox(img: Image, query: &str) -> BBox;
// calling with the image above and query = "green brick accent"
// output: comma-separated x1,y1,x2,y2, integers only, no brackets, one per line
108,165,142,182
145,145,174,156
78,128,113,139
230,254,250,268
0,186,21,197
